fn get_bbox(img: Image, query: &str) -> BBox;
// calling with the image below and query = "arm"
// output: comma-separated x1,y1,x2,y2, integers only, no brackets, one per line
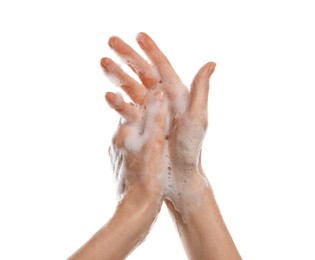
164,60,241,260
69,188,161,260
106,32,241,259
69,61,168,259
165,167,241,260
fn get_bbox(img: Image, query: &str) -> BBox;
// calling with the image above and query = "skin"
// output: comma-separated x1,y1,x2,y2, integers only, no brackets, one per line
103,32,242,259
69,83,169,259
69,32,241,260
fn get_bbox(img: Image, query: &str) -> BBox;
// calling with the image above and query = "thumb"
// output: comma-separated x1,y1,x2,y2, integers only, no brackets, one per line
187,62,216,116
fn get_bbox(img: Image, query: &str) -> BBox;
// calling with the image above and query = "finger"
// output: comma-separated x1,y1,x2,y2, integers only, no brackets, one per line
144,91,168,138
136,32,181,82
100,57,146,103
187,62,216,116
105,92,140,122
108,36,158,88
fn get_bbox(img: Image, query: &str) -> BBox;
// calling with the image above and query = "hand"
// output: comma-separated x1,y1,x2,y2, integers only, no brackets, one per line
136,34,216,215
68,43,171,260
68,91,168,260
102,32,216,217
103,75,168,200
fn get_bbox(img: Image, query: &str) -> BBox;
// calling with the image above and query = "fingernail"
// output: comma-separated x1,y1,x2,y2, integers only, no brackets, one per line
136,32,145,42
108,36,118,48
136,32,147,47
208,62,216,73
105,92,114,106
101,58,114,72
101,57,109,66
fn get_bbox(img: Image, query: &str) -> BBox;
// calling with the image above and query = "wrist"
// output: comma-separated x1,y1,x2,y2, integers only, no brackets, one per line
165,169,211,221
120,185,163,219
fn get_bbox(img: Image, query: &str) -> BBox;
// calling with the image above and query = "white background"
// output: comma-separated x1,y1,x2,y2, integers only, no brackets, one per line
0,0,314,259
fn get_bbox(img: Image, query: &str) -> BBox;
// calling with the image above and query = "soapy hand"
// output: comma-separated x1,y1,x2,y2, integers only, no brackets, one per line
101,33,216,215
135,34,216,214
101,71,168,199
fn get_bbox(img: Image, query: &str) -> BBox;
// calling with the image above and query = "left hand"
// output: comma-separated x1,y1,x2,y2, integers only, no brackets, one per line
101,57,168,200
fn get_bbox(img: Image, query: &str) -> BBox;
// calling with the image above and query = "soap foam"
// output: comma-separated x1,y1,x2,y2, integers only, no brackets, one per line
118,91,164,157
124,83,206,218
108,61,209,219
103,61,125,87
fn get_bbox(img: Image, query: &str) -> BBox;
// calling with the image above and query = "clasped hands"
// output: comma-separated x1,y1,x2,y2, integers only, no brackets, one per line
101,32,216,220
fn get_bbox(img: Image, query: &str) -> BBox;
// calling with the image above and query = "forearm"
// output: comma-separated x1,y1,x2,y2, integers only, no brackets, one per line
69,188,162,260
166,170,241,260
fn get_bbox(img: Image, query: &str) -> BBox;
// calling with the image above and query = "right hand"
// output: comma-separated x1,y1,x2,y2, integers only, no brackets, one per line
133,33,216,215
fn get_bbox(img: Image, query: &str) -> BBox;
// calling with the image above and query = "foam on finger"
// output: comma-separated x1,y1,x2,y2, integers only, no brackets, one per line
101,57,147,103
105,92,139,122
